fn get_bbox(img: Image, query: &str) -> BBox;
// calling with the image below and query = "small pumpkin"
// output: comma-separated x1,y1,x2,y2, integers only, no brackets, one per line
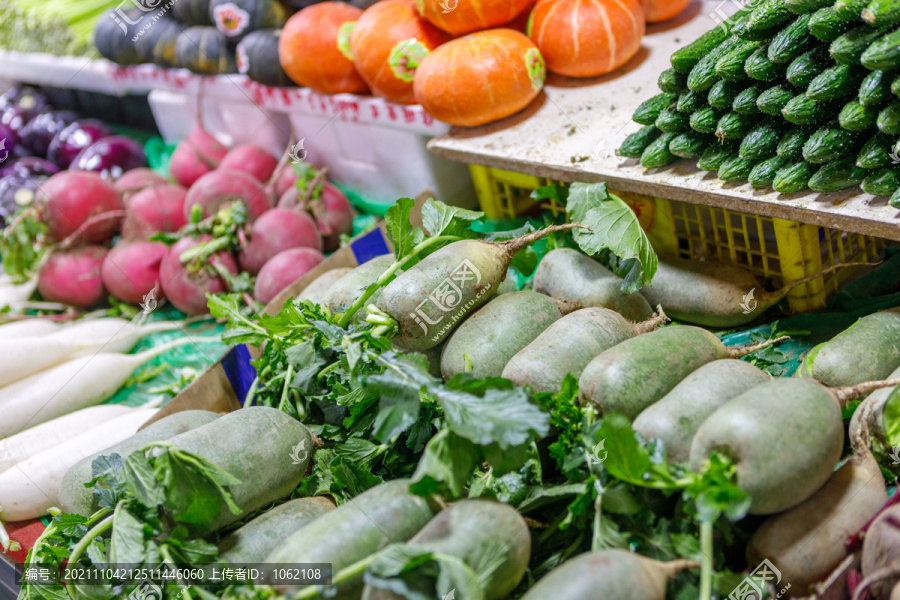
174,26,237,74
349,0,450,104
172,0,213,26
209,0,286,41
413,28,545,126
279,2,369,94
642,0,690,23
93,8,145,65
135,16,186,67
237,29,292,86
414,0,532,35
528,0,644,78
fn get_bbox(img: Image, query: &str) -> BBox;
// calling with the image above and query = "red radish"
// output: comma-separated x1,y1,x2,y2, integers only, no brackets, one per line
37,171,124,243
279,182,355,251
124,184,188,238
269,167,299,199
183,170,272,222
114,168,168,197
101,241,168,304
38,246,108,308
238,208,322,275
160,235,238,315
254,247,325,304
219,145,279,183
169,125,229,187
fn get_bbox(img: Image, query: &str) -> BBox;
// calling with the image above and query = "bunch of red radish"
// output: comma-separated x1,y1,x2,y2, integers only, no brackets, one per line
33,125,355,314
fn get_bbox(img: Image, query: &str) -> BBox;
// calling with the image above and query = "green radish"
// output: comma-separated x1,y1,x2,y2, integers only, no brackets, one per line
325,254,394,316
578,326,786,420
849,364,900,449
519,550,698,600
299,267,352,305
361,500,531,600
502,307,669,394
440,291,563,380
59,410,221,516
217,497,336,564
748,400,888,592
265,479,437,597
638,255,859,327
376,226,575,352
633,359,771,463
690,377,899,514
799,308,900,387
532,248,654,322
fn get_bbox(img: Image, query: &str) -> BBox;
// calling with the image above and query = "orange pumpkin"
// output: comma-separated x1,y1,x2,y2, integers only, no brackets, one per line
414,28,546,127
528,0,645,78
642,0,690,23
349,0,451,104
414,0,533,35
279,2,369,94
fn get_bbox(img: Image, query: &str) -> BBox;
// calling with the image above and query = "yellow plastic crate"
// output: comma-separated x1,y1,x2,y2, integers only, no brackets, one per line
469,164,886,314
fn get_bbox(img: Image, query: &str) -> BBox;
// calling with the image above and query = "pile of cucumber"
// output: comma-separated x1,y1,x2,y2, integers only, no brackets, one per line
621,0,900,207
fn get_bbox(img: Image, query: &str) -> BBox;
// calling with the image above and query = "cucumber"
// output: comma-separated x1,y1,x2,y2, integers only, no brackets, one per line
655,105,690,133
716,40,763,80
58,410,221,516
786,0,837,13
878,101,900,134
893,74,900,97
716,111,757,140
659,68,687,94
808,158,868,192
676,89,706,113
733,84,764,114
891,185,900,206
859,70,894,107
708,79,743,109
807,64,865,101
740,120,782,159
782,94,839,124
861,166,900,194
786,47,831,88
856,132,899,167
757,85,796,115
633,92,676,126
834,0,870,18
698,141,740,171
640,132,679,168
830,26,892,66
778,126,812,160
803,125,862,163
769,14,813,63
618,126,663,159
747,0,795,35
669,130,710,158
809,7,856,43
749,155,790,187
690,107,723,133
774,160,816,192
689,36,745,91
671,26,731,73
839,99,881,130
719,155,758,181
861,28,900,70
745,45,787,80
862,0,900,27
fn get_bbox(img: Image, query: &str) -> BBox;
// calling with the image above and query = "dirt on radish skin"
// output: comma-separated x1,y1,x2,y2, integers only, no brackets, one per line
218,144,278,183
183,170,272,222
113,167,167,198
519,550,698,600
101,240,167,304
123,184,188,238
37,171,124,243
38,246,108,308
160,235,238,314
254,247,325,305
238,208,322,275
169,125,229,188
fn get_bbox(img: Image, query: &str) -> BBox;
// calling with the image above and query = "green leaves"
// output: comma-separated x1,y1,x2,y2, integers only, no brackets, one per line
384,197,482,261
385,197,425,261
421,200,482,239
0,210,47,281
410,429,479,498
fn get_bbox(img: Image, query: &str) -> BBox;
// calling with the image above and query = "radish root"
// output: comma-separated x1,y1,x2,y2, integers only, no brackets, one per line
496,223,585,257
835,379,900,406
634,305,670,334
772,261,879,299
663,558,702,575
852,565,900,600
726,335,790,358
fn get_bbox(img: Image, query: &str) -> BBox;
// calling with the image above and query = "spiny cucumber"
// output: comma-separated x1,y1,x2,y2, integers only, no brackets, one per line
659,68,688,94
786,47,831,88
716,111,757,140
803,125,862,164
807,64,866,101
861,166,900,194
860,28,900,70
808,158,868,192
677,90,706,113
809,7,856,43
708,79,743,109
839,100,881,131
656,106,690,133
618,126,663,159
669,130,711,159
774,160,816,193
768,14,814,63
757,85,796,115
740,120,782,159
830,25,892,66
719,155,758,181
733,85,765,114
698,141,740,171
749,155,789,187
778,126,812,161
633,93,677,126
641,132,679,168
859,70,894,107
856,132,899,168
690,107,723,133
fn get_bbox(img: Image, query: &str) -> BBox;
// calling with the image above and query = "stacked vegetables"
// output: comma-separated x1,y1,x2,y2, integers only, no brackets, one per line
622,0,900,207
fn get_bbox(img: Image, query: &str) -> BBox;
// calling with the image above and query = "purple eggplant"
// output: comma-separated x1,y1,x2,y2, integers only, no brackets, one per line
20,110,79,158
0,122,16,164
46,119,112,169
0,175,45,223
0,157,60,178
70,135,146,179
0,87,47,118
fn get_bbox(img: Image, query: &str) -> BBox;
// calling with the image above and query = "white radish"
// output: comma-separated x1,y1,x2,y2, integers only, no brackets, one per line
0,276,38,308
0,318,188,387
0,400,162,474
0,319,62,339
0,408,158,522
0,337,210,439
